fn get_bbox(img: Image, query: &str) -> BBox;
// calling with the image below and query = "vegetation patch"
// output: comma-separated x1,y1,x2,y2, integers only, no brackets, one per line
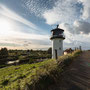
0,50,81,90
1,79,9,86
25,50,81,90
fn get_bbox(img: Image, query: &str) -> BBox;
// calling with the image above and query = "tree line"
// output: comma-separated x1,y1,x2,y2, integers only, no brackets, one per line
0,47,52,66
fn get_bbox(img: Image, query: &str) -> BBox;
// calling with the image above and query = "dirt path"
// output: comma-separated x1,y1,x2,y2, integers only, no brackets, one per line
59,51,90,90
52,51,90,90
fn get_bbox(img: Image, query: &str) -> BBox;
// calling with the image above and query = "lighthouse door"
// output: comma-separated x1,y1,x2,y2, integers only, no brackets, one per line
55,49,57,59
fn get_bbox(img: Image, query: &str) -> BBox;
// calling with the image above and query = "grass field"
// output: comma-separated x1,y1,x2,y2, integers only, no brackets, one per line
0,50,81,90
0,59,55,90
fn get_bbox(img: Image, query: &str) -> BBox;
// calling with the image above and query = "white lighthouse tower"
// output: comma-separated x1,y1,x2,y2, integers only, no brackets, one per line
50,25,65,59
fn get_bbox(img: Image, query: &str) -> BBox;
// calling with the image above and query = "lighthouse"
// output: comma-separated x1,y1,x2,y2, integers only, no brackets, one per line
50,25,65,59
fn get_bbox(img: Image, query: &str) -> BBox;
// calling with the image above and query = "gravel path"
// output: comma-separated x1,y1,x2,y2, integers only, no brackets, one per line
60,51,90,90
51,51,90,90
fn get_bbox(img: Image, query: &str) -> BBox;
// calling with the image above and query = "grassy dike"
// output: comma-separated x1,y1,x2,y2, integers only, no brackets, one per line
0,50,81,90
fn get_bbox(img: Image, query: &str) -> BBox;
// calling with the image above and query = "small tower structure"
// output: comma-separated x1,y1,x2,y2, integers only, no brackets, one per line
50,25,65,59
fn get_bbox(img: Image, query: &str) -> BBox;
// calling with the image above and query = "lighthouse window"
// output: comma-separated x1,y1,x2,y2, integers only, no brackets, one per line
59,47,61,50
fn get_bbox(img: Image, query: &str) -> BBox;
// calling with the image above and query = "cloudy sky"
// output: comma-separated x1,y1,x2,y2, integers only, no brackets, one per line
0,0,90,50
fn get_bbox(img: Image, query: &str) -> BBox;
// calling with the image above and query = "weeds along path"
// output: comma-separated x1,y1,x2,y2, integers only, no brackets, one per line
52,51,90,90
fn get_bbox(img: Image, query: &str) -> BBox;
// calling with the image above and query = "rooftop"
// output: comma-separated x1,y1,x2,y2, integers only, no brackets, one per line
51,25,64,32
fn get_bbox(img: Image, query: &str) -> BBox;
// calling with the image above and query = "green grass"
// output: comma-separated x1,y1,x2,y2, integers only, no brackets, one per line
0,50,81,90
0,59,55,90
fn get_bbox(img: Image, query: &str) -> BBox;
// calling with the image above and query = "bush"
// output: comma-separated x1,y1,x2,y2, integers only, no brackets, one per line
0,48,9,65
0,48,8,58
2,79,9,86
29,58,35,64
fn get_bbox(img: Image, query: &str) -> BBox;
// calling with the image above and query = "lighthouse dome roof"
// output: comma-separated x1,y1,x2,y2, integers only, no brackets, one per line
51,28,64,32
51,25,64,32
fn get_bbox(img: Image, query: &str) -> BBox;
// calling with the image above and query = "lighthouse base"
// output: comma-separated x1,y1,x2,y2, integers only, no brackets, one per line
52,38,63,59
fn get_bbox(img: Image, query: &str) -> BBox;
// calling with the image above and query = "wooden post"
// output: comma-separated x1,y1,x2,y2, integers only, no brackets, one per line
79,46,82,51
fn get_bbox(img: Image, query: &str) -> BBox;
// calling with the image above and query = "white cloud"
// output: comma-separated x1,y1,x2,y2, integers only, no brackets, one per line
22,0,56,17
23,0,81,25
0,4,50,49
0,32,50,50
22,0,90,50
0,4,39,30
79,0,90,19
59,22,90,50
23,0,44,17
43,0,80,25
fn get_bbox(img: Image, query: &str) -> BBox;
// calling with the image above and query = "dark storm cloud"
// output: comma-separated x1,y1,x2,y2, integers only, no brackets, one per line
74,21,90,34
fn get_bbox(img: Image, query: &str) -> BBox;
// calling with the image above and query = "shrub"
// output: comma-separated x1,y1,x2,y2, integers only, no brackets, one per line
2,79,9,86
29,58,35,64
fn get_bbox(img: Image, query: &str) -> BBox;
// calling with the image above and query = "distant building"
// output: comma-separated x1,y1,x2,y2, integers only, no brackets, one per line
64,48,73,55
50,25,65,59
